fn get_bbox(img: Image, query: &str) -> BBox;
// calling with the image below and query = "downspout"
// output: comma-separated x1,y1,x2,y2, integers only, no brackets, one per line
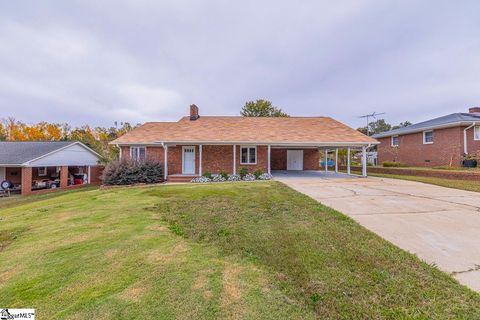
463,123,477,155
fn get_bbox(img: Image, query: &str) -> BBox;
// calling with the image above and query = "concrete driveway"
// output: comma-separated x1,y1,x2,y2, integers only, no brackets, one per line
274,171,480,291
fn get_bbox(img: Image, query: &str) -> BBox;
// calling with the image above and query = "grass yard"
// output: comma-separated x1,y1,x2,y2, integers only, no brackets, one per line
345,169,480,193
1,182,479,319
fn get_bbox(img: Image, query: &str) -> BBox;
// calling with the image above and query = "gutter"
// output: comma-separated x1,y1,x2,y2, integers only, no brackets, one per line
463,122,477,155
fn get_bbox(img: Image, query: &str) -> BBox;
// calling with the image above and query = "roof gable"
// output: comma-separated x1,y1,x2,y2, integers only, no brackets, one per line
0,141,100,165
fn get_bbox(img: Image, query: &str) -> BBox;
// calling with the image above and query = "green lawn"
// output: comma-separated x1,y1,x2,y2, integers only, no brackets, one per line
1,182,479,319
346,168,480,193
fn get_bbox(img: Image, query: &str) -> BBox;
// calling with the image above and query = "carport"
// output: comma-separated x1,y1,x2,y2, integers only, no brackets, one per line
0,141,102,195
269,144,373,177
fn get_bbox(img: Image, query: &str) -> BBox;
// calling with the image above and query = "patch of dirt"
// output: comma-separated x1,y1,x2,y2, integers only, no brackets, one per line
220,263,244,319
0,268,18,282
145,225,169,232
147,242,189,263
104,248,120,258
117,283,146,302
192,269,213,301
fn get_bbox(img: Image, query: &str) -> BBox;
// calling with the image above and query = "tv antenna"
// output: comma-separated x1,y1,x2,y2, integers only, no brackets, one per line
359,112,386,136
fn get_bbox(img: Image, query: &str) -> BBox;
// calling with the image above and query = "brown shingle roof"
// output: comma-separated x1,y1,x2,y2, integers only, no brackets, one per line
112,116,377,146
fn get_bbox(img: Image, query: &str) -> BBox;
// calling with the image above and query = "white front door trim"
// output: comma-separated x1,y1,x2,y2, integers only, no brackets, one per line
182,146,196,175
287,150,303,170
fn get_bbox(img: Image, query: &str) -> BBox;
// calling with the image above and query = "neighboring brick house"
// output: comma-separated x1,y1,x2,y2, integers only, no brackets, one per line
111,105,377,181
373,107,480,167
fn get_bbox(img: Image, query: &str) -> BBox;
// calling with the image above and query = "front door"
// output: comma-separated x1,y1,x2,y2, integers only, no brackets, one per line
182,146,196,174
287,150,303,170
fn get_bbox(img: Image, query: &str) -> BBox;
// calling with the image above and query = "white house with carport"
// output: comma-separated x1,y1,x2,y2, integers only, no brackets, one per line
0,141,102,195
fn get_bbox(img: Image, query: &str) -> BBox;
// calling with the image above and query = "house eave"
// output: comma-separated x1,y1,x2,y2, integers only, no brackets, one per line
373,121,477,139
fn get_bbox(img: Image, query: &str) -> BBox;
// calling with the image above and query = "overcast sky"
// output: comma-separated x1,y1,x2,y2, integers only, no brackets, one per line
1,1,479,129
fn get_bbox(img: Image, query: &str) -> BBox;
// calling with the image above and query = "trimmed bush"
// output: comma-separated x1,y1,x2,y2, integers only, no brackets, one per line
253,169,263,179
382,161,408,168
239,167,248,178
202,171,212,179
220,170,229,180
102,159,164,185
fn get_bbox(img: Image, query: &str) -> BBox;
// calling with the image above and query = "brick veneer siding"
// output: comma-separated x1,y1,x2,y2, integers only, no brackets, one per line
119,144,321,176
202,145,234,174
21,167,32,195
377,126,465,167
466,126,480,158
271,148,320,170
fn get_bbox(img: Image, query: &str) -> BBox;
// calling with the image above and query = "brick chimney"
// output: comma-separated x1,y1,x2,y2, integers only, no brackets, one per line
469,107,480,113
190,104,200,120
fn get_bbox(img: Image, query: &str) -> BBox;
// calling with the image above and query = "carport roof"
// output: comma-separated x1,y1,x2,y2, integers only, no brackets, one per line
0,141,81,165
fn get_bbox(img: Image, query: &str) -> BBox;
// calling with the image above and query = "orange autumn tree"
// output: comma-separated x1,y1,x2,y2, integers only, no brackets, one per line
0,118,136,162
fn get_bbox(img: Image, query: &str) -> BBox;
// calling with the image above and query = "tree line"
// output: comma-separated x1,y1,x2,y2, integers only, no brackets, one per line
0,118,136,162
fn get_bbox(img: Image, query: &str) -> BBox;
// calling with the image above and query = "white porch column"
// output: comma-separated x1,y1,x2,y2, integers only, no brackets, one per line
347,147,351,175
324,149,328,173
233,144,236,175
199,145,203,176
87,166,91,184
267,145,271,174
164,144,168,180
335,148,338,173
362,146,367,177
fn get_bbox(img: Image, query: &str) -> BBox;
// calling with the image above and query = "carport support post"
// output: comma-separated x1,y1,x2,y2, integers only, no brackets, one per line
347,148,351,175
21,167,32,196
233,144,236,175
324,149,328,174
60,166,69,188
361,146,367,177
335,148,338,173
199,144,203,176
267,145,271,175
164,144,168,180
87,166,91,184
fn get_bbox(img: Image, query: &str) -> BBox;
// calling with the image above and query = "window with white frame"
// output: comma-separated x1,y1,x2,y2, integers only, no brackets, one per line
240,146,257,164
423,130,434,144
130,146,146,162
38,167,47,176
474,126,480,140
391,135,399,147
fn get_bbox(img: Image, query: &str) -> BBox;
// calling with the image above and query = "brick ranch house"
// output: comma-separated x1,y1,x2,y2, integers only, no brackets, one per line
373,107,480,167
112,105,378,181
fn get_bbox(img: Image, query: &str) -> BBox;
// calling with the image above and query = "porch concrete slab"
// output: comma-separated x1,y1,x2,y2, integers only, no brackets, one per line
274,172,480,292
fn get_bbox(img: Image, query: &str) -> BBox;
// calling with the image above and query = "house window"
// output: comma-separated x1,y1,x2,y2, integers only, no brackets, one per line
391,135,399,147
130,146,146,162
240,146,257,164
423,130,434,144
474,126,480,141
38,167,47,176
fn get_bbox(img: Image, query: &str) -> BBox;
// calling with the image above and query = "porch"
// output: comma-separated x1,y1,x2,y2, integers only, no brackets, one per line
161,144,370,181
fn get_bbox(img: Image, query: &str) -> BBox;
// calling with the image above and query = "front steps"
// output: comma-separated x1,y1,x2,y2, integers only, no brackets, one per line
167,175,199,183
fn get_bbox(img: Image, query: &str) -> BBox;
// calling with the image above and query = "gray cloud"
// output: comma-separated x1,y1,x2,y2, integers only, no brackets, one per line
0,0,479,128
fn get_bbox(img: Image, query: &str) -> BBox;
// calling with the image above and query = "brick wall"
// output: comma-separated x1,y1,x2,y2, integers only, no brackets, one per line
466,126,480,158
235,145,268,173
377,126,465,167
202,145,234,174
271,148,320,170
6,167,21,185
